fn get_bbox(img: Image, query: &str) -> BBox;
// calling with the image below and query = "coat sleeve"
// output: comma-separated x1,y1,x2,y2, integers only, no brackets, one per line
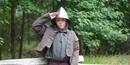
70,31,79,65
32,13,51,36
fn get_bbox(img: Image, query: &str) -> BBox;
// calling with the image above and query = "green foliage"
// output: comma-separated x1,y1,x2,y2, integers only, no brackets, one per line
66,0,130,54
17,0,41,13
0,0,9,24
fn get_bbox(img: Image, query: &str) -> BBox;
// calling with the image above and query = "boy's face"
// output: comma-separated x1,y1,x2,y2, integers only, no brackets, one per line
55,18,66,29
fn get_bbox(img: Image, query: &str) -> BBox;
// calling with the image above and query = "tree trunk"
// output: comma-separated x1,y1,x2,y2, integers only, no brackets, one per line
57,0,65,7
60,0,65,7
27,14,30,44
19,11,25,58
10,0,17,59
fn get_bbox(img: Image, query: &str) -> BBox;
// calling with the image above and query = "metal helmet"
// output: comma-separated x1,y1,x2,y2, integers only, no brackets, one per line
56,7,69,19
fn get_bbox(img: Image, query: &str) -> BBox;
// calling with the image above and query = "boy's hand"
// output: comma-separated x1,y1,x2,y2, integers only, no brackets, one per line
49,12,59,19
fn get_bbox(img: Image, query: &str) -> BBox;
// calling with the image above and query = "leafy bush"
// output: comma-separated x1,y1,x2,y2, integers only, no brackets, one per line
66,0,130,54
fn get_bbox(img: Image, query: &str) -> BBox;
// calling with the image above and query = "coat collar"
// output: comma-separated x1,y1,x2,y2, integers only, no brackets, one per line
54,27,69,33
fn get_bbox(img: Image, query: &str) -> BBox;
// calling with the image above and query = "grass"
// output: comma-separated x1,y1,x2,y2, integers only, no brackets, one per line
83,54,130,65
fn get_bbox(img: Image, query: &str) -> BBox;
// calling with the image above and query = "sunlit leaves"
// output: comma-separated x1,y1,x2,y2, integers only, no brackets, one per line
0,37,4,46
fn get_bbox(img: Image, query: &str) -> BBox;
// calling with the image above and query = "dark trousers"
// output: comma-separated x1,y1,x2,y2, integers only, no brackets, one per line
47,59,70,65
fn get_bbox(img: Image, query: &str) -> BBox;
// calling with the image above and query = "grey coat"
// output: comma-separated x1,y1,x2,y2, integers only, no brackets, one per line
32,13,79,65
